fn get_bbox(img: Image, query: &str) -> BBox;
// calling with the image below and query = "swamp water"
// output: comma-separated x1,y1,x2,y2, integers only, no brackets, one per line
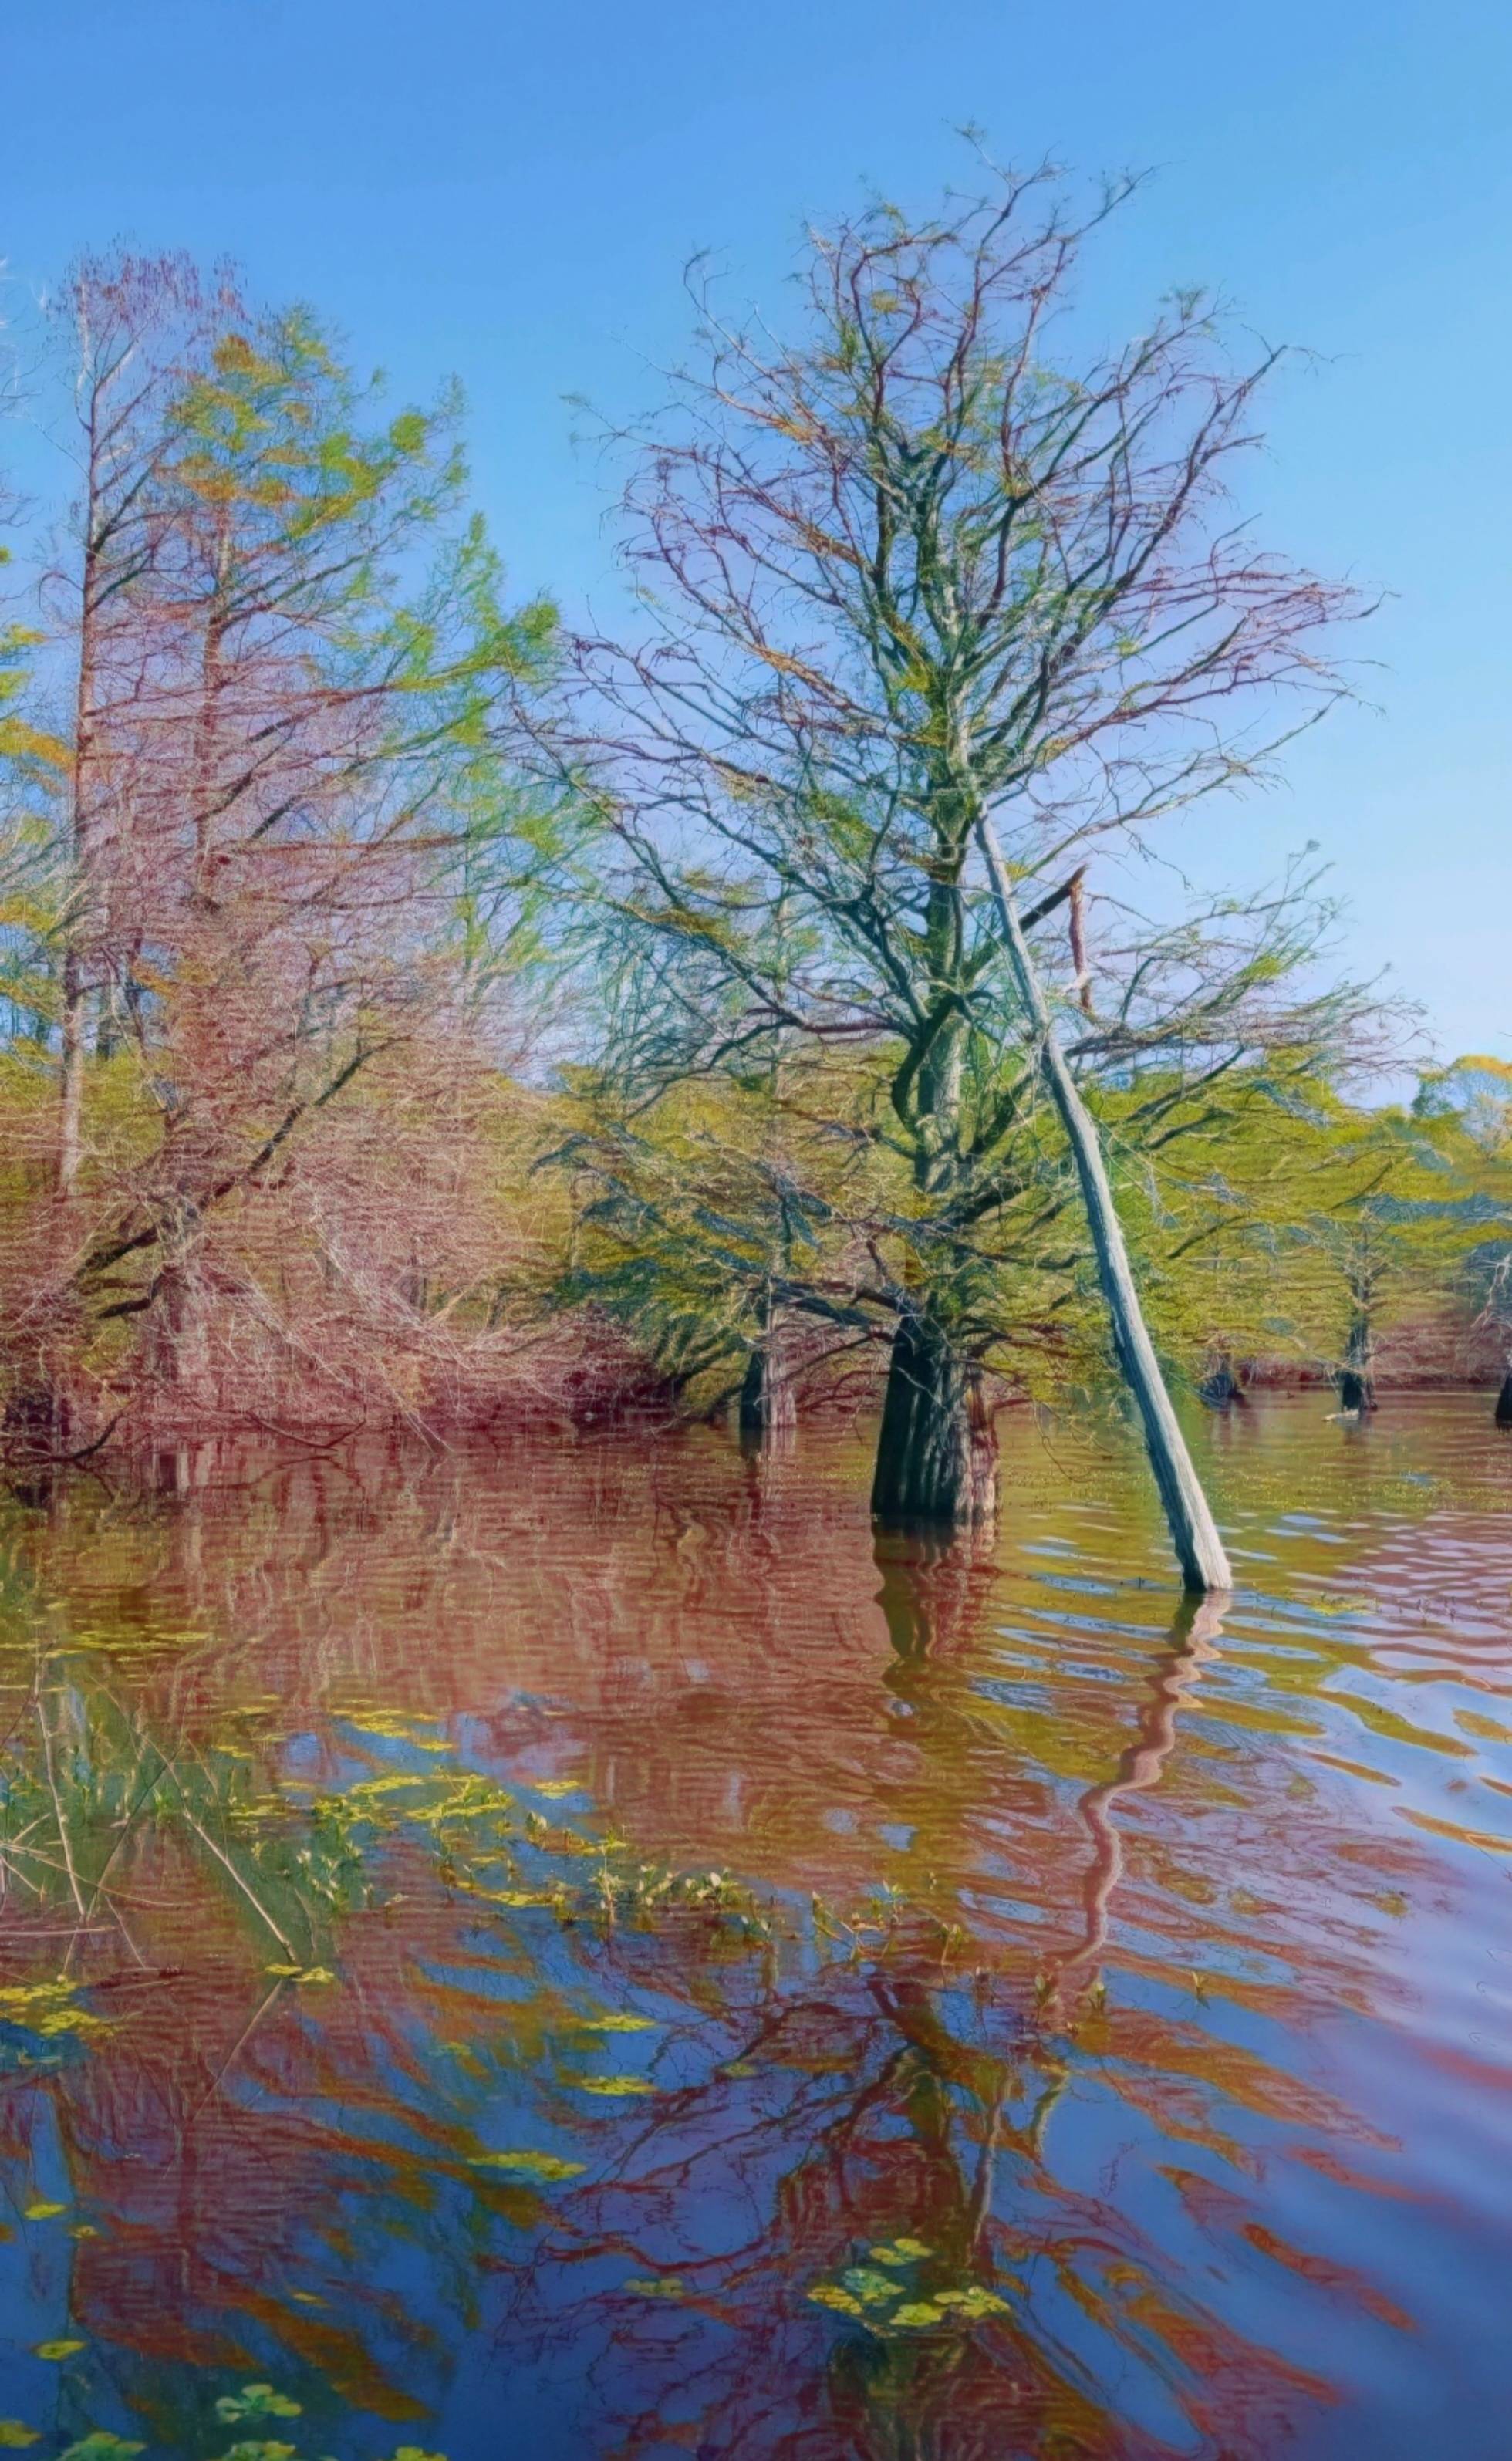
0,1396,1507,2461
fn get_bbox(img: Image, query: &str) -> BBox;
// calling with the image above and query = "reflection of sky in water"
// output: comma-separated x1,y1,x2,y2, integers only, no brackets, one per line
0,1393,1505,2459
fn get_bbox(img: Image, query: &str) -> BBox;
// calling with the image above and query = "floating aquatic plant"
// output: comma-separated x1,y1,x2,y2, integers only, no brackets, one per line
469,2149,586,2182
806,2242,1014,2338
214,2386,303,2424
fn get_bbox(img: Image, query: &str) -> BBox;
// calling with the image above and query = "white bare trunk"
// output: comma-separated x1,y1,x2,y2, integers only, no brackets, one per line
977,817,1232,1595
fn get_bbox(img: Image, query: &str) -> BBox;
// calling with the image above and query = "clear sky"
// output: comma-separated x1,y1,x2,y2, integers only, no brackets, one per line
2,0,1507,1078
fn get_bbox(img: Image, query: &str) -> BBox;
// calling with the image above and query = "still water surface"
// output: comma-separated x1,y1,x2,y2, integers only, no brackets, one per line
0,1396,1508,2459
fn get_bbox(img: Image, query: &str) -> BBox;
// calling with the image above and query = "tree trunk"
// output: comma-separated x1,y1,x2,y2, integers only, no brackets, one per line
737,1318,798,1439
870,1310,997,1528
58,436,105,1199
976,818,1232,1595
1495,1369,1512,1430
2,1376,70,1459
142,1203,206,1394
1199,1354,1247,1408
56,952,87,1197
1338,1309,1376,1413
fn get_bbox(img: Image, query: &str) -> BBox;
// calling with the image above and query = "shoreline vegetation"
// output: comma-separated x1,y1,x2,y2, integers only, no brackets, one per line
1,168,1508,1568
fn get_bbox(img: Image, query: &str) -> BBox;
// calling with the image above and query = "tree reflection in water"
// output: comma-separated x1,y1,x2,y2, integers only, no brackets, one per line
0,1409,1505,2457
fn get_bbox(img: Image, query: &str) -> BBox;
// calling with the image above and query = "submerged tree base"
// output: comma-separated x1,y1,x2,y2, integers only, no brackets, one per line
1199,1356,1249,1409
737,1325,798,1440
869,1315,997,1529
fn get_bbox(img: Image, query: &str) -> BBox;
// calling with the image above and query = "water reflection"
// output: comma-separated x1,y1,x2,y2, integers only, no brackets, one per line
1049,1594,1227,2017
0,1400,1507,2458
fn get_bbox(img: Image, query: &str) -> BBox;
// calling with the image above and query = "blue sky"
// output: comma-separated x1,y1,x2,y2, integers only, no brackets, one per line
2,0,1507,1075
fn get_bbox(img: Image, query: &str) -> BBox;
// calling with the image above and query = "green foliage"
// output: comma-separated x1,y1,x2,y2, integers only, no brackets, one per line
551,1048,898,1404
0,222,1493,1461
569,171,1385,1433
0,265,588,1420
156,309,565,865
1092,1059,1512,1386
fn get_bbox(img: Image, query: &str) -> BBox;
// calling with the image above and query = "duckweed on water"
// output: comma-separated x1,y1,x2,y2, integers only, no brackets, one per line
215,2388,304,2424
467,2151,586,2181
807,2242,1014,2338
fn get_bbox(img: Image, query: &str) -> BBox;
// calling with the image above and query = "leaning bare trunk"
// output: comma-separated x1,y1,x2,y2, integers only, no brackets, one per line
976,818,1231,1595
871,1310,997,1528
